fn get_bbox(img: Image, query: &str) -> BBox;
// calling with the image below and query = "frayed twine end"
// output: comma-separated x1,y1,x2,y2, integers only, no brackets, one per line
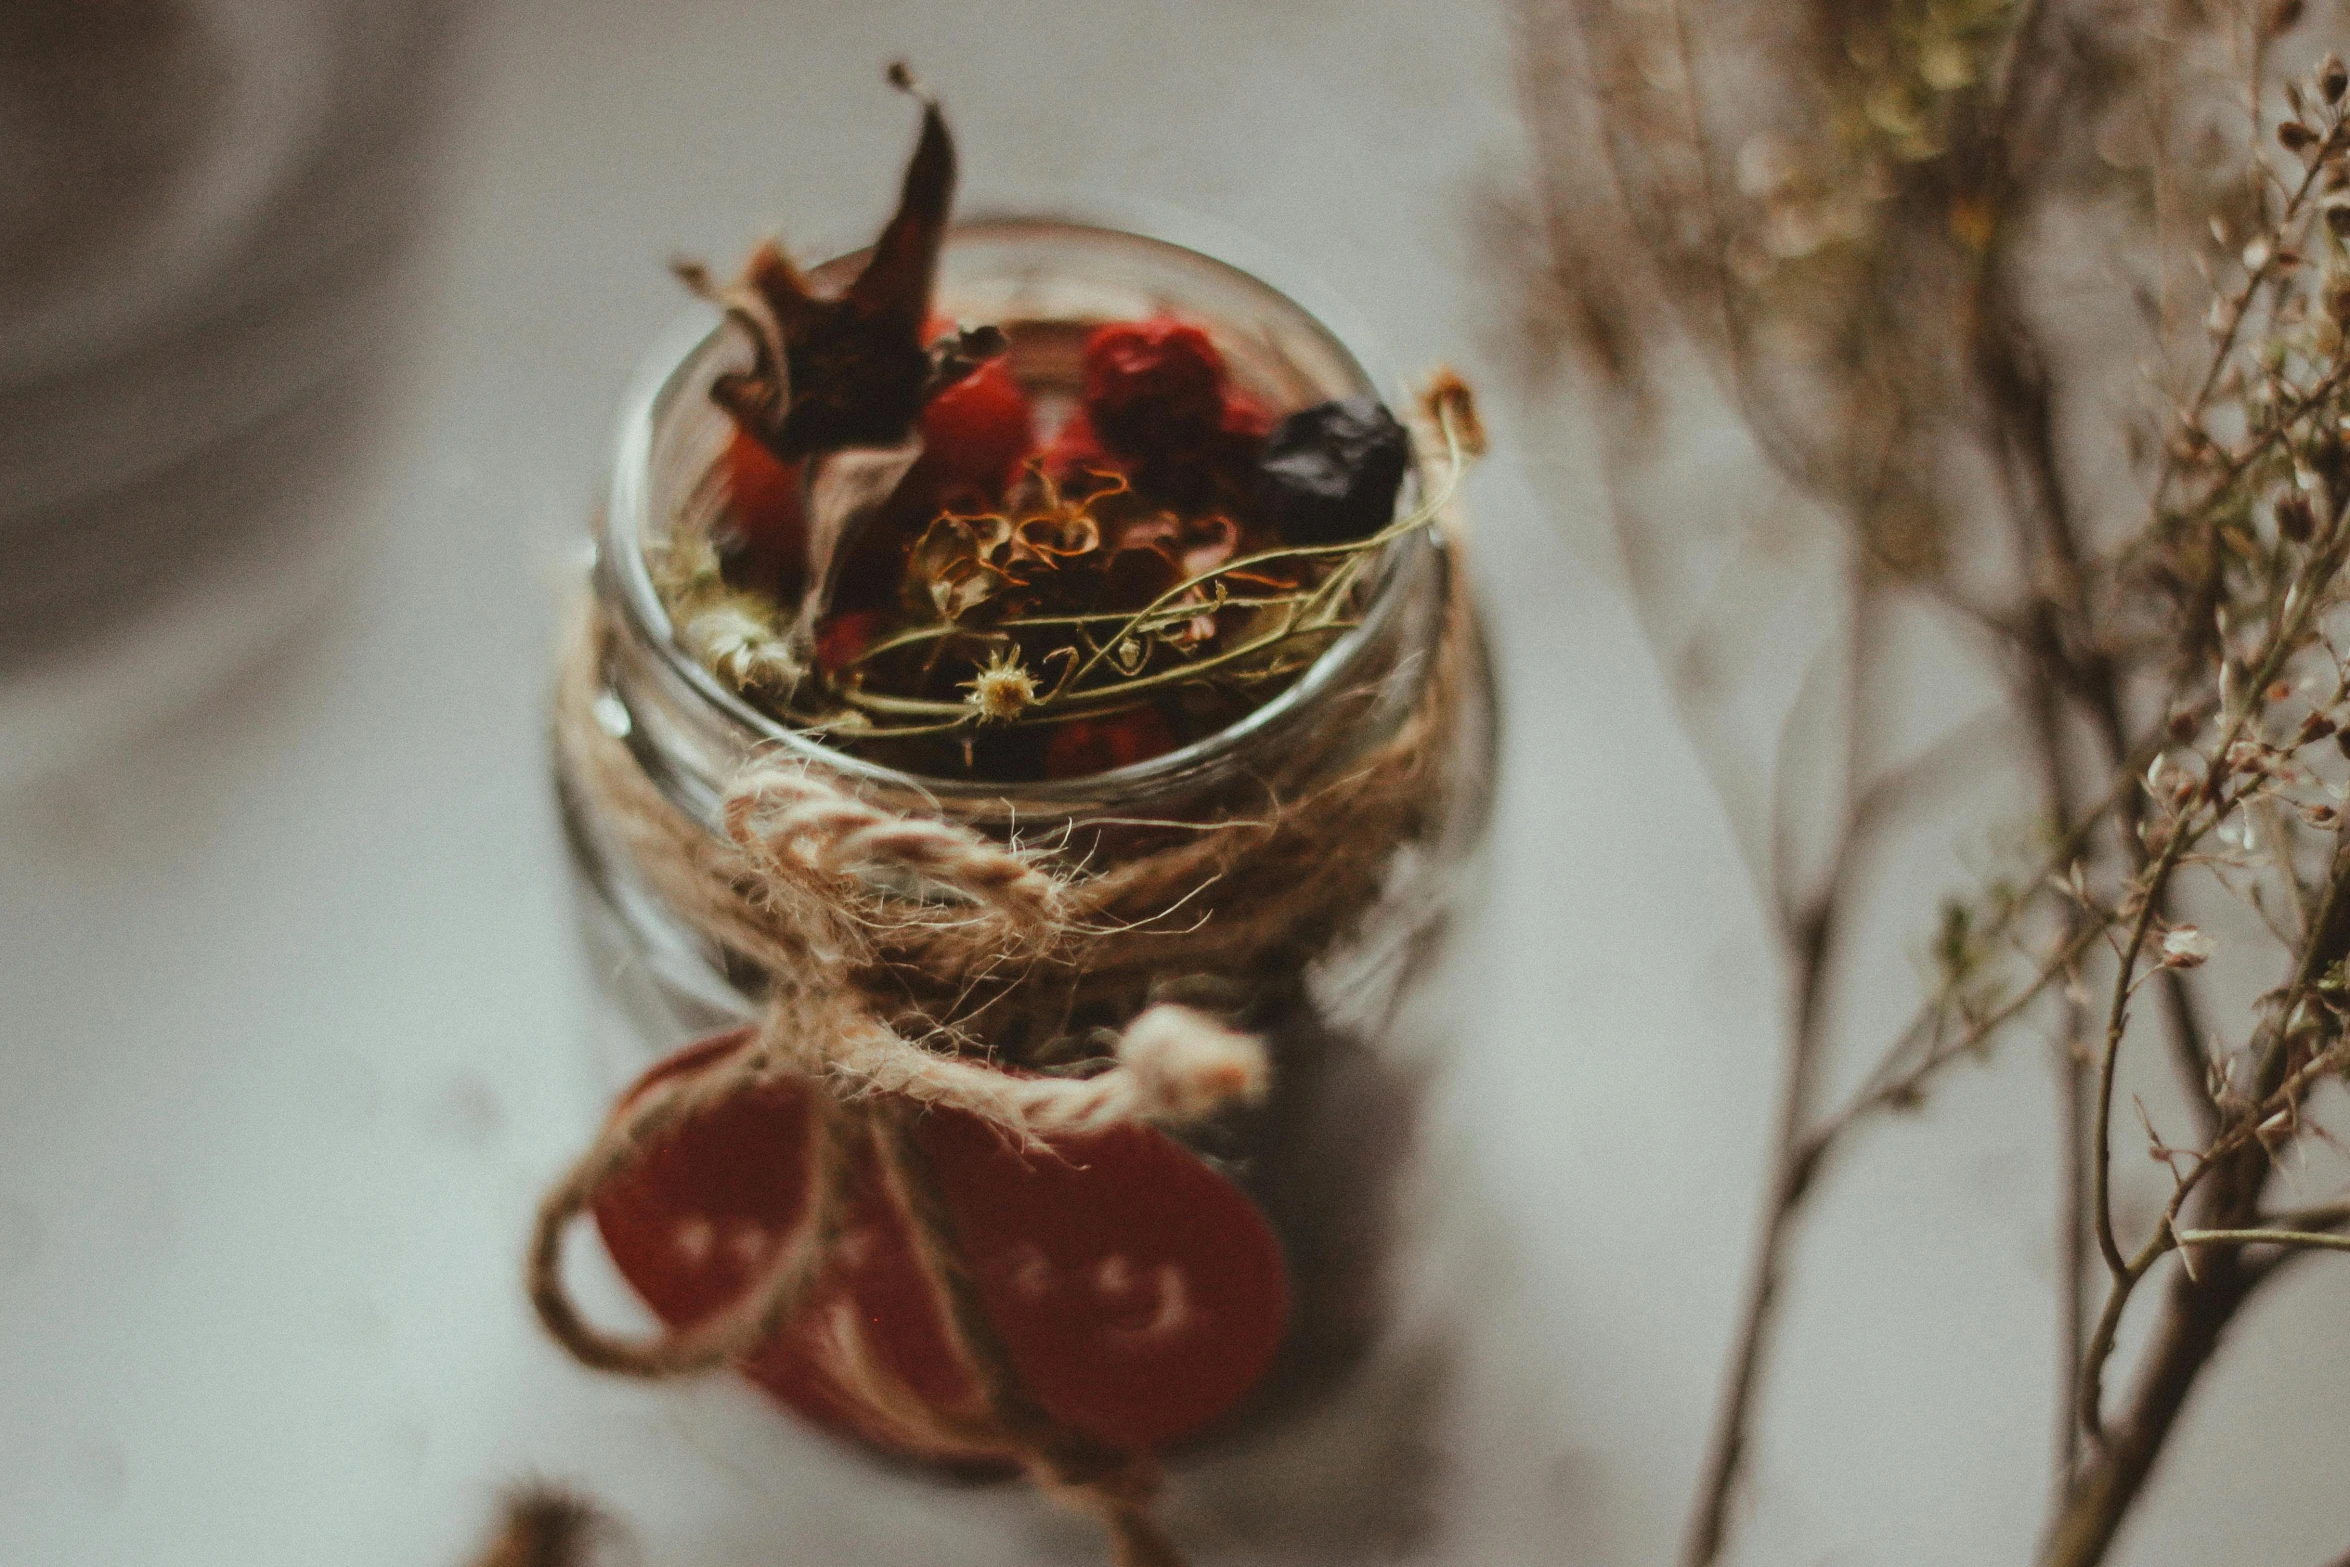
1115,1003,1270,1124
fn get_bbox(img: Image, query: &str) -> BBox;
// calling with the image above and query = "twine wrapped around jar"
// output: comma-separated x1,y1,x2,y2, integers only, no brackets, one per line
530,393,1480,1566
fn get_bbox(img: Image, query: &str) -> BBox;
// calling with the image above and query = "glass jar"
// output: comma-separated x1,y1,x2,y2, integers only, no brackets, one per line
555,215,1496,1555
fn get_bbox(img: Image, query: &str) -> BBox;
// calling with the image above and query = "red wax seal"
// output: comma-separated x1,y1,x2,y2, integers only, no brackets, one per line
591,1030,1290,1460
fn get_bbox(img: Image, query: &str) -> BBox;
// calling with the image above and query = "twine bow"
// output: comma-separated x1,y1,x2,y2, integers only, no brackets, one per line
529,747,1277,1378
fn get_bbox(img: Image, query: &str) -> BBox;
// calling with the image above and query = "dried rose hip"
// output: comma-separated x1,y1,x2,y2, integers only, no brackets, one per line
592,1029,1290,1459
1081,319,1230,457
720,427,808,597
918,355,1034,504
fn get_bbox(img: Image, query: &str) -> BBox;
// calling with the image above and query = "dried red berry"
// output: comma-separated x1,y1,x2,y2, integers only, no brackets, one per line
918,355,1034,502
1219,387,1275,444
592,1030,1289,1459
1082,319,1230,457
721,428,807,598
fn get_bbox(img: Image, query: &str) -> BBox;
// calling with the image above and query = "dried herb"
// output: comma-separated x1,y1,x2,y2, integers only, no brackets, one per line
1514,6,2350,1565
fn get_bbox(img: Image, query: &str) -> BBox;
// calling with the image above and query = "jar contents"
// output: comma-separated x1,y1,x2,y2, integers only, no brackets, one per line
650,67,1420,782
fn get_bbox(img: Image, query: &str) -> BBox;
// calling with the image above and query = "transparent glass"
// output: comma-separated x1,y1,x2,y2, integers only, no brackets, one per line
557,215,1497,1552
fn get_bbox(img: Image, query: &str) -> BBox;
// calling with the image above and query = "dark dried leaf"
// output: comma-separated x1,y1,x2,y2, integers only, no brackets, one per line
692,64,956,461
2278,489,2317,541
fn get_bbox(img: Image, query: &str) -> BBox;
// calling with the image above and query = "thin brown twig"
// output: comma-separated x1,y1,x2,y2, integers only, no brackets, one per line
1679,557,1870,1567
2173,1225,2350,1250
2150,119,2342,525
2018,640,2093,1487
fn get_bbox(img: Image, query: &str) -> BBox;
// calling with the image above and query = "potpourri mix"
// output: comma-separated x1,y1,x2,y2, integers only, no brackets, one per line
652,68,1424,782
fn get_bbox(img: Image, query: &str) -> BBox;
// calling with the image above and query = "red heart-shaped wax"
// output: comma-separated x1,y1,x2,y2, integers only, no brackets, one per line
590,1029,1289,1462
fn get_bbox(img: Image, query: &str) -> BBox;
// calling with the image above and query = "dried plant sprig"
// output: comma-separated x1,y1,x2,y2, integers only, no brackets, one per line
1512,5,2350,1565
673,64,955,461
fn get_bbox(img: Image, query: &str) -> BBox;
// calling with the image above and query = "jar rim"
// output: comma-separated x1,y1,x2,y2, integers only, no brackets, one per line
599,212,1441,812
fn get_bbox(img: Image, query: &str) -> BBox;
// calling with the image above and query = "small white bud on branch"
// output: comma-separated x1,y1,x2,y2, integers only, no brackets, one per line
2160,926,2216,969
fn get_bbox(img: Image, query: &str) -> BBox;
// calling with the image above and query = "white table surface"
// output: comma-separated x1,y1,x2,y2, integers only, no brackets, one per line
1,2,2342,1564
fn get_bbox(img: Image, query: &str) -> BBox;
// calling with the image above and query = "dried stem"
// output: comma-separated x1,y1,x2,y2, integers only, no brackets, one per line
1678,888,1839,1567
2173,1225,2350,1250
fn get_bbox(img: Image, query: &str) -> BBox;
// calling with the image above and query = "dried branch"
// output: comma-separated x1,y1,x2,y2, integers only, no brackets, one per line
1510,3,2350,1564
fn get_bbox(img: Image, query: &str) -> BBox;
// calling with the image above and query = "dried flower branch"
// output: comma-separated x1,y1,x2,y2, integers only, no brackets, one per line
1506,1,2350,1562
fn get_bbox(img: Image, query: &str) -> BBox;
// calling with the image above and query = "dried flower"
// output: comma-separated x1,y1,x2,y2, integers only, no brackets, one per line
677,64,956,461
1419,367,1488,456
961,648,1038,722
1511,11,2350,1565
684,597,799,694
2159,926,2216,969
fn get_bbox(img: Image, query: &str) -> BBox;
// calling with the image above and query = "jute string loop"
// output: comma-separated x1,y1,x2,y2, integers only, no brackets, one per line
531,488,1472,1563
